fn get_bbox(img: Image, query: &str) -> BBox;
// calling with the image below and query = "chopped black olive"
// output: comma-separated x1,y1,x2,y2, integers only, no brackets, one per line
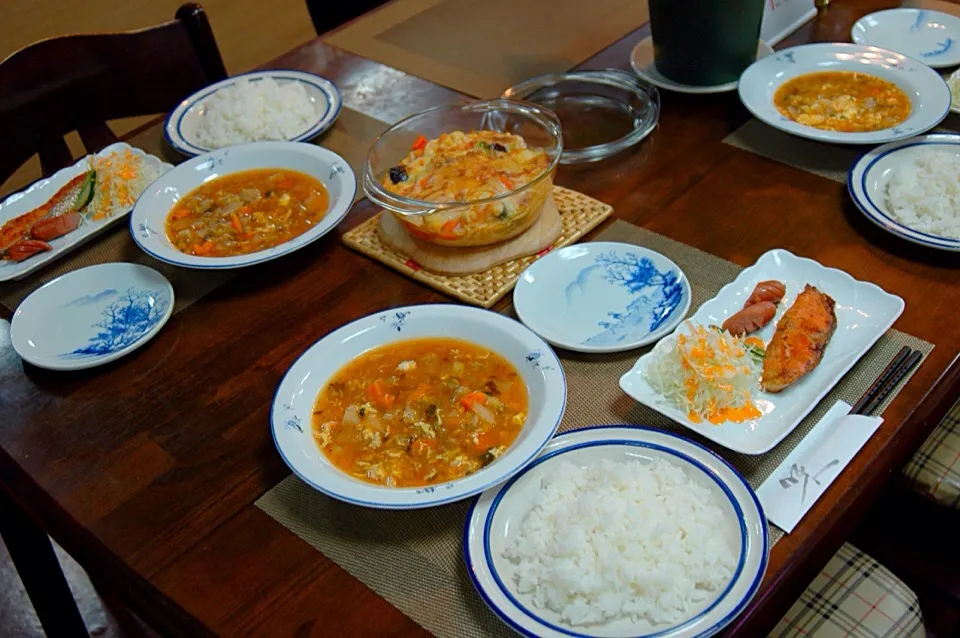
358,406,366,417
425,404,438,419
480,450,496,467
483,380,499,395
491,142,507,152
388,165,408,184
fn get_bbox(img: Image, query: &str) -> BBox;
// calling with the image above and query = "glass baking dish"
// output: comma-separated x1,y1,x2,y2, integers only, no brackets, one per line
363,100,563,247
502,70,659,164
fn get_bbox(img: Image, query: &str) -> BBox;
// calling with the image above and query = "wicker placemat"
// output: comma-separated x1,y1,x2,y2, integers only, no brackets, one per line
325,0,650,99
342,186,614,308
0,108,389,315
257,219,933,638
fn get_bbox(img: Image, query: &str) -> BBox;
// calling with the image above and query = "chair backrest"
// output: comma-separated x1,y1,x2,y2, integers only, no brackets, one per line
0,3,227,184
306,0,390,36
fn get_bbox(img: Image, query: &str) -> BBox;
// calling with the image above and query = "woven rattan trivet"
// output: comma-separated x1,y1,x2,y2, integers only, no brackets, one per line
342,185,613,308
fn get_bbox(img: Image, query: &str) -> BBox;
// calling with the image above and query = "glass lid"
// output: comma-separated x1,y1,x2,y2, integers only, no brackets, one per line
502,69,660,164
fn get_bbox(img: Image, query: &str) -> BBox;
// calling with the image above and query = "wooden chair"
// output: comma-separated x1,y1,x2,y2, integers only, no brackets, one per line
0,3,227,185
306,0,390,36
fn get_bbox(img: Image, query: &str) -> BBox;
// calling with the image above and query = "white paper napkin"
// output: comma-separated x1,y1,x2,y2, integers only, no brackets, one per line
756,401,884,533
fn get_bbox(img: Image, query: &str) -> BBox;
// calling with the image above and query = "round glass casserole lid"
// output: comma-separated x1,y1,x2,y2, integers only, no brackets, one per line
502,69,660,164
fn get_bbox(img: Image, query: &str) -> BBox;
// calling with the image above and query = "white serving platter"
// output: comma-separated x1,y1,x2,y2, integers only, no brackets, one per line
619,249,905,455
465,425,768,638
0,143,171,282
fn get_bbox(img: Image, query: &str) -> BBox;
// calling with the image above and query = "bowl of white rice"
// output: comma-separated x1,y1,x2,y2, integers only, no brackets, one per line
164,70,342,156
848,133,960,251
465,425,768,638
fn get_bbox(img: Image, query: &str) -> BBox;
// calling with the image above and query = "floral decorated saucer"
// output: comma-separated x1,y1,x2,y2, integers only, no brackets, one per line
10,263,174,371
513,242,691,353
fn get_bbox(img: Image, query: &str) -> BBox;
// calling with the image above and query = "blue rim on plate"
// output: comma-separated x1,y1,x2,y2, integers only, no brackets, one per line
847,133,960,251
163,69,343,156
464,425,770,638
270,304,568,509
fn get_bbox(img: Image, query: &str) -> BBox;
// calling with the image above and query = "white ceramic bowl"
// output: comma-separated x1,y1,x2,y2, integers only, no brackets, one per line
848,133,960,251
514,242,690,353
130,141,356,269
11,263,174,371
465,426,768,638
271,304,567,509
738,42,951,145
164,70,342,156
852,9,960,69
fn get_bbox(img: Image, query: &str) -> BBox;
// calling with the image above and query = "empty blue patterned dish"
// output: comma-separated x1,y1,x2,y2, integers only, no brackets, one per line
10,263,174,371
513,242,691,353
852,9,960,70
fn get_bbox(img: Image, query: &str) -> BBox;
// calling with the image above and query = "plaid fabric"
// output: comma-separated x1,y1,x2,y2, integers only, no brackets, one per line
901,399,960,509
771,543,925,638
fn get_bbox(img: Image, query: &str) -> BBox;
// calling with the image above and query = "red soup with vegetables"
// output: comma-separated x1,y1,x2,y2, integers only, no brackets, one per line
312,338,529,487
166,168,329,257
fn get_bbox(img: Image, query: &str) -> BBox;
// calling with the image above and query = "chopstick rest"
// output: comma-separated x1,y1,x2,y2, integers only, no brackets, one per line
756,401,884,533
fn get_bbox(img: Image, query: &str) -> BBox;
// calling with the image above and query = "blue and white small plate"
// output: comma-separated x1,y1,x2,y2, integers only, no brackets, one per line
164,70,342,157
852,9,960,69
272,304,566,509
738,43,951,145
10,263,174,371
513,242,691,353
848,133,960,251
465,426,769,638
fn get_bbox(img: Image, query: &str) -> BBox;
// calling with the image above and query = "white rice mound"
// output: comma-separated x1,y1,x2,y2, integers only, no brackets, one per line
885,150,960,240
194,77,319,148
502,457,737,628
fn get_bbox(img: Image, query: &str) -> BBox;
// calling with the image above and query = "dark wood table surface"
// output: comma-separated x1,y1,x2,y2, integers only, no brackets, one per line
3,1,960,635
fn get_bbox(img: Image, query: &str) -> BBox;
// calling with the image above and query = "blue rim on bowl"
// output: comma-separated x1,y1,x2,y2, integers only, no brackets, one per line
129,141,357,269
271,304,568,509
464,425,769,638
163,69,343,156
847,133,960,251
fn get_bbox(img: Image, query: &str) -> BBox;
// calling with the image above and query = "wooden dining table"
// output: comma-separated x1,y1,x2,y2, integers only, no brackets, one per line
2,0,960,635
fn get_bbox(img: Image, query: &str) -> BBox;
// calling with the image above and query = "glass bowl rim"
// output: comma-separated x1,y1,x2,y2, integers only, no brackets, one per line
502,68,660,164
362,99,563,215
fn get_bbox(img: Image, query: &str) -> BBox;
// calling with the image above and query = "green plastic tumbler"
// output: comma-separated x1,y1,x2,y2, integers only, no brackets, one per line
649,0,766,86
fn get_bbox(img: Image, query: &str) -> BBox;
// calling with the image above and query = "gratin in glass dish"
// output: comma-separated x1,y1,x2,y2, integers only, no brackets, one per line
363,100,563,247
502,69,660,164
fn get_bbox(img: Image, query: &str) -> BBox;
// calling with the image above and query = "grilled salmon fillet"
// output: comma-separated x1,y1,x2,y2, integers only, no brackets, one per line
761,285,836,393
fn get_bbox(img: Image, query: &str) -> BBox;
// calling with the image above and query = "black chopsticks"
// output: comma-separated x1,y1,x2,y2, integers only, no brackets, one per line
850,346,923,416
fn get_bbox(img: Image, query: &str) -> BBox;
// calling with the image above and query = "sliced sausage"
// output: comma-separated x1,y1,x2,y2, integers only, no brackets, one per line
722,301,777,337
744,280,786,308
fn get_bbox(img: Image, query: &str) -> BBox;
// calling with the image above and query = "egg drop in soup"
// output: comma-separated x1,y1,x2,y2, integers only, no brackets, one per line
774,71,910,133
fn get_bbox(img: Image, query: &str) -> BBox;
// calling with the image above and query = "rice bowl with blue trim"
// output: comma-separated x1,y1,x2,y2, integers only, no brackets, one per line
465,426,768,638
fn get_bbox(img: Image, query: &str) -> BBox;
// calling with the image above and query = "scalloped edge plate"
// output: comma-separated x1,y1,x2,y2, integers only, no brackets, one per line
0,143,172,282
619,249,904,455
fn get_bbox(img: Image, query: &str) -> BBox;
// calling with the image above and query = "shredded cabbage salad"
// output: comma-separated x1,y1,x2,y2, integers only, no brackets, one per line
645,323,764,424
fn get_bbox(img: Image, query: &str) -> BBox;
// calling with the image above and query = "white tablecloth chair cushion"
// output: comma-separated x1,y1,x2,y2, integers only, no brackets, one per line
771,543,925,638
902,399,960,509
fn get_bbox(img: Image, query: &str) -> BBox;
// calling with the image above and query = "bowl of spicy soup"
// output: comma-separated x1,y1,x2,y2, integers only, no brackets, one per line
271,304,566,509
130,141,356,269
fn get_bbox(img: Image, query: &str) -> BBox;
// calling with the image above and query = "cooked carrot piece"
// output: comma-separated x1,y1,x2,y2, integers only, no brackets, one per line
461,391,487,410
411,135,427,151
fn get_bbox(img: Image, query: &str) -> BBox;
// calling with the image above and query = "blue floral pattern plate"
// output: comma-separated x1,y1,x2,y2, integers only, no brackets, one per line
852,9,960,69
513,242,691,353
10,263,174,371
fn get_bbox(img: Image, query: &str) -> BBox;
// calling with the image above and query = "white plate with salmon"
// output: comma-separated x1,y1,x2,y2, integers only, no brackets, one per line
0,143,171,282
619,250,905,454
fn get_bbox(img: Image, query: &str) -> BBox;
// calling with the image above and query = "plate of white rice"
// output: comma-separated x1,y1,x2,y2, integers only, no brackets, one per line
465,426,768,638
848,133,960,251
164,70,341,156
